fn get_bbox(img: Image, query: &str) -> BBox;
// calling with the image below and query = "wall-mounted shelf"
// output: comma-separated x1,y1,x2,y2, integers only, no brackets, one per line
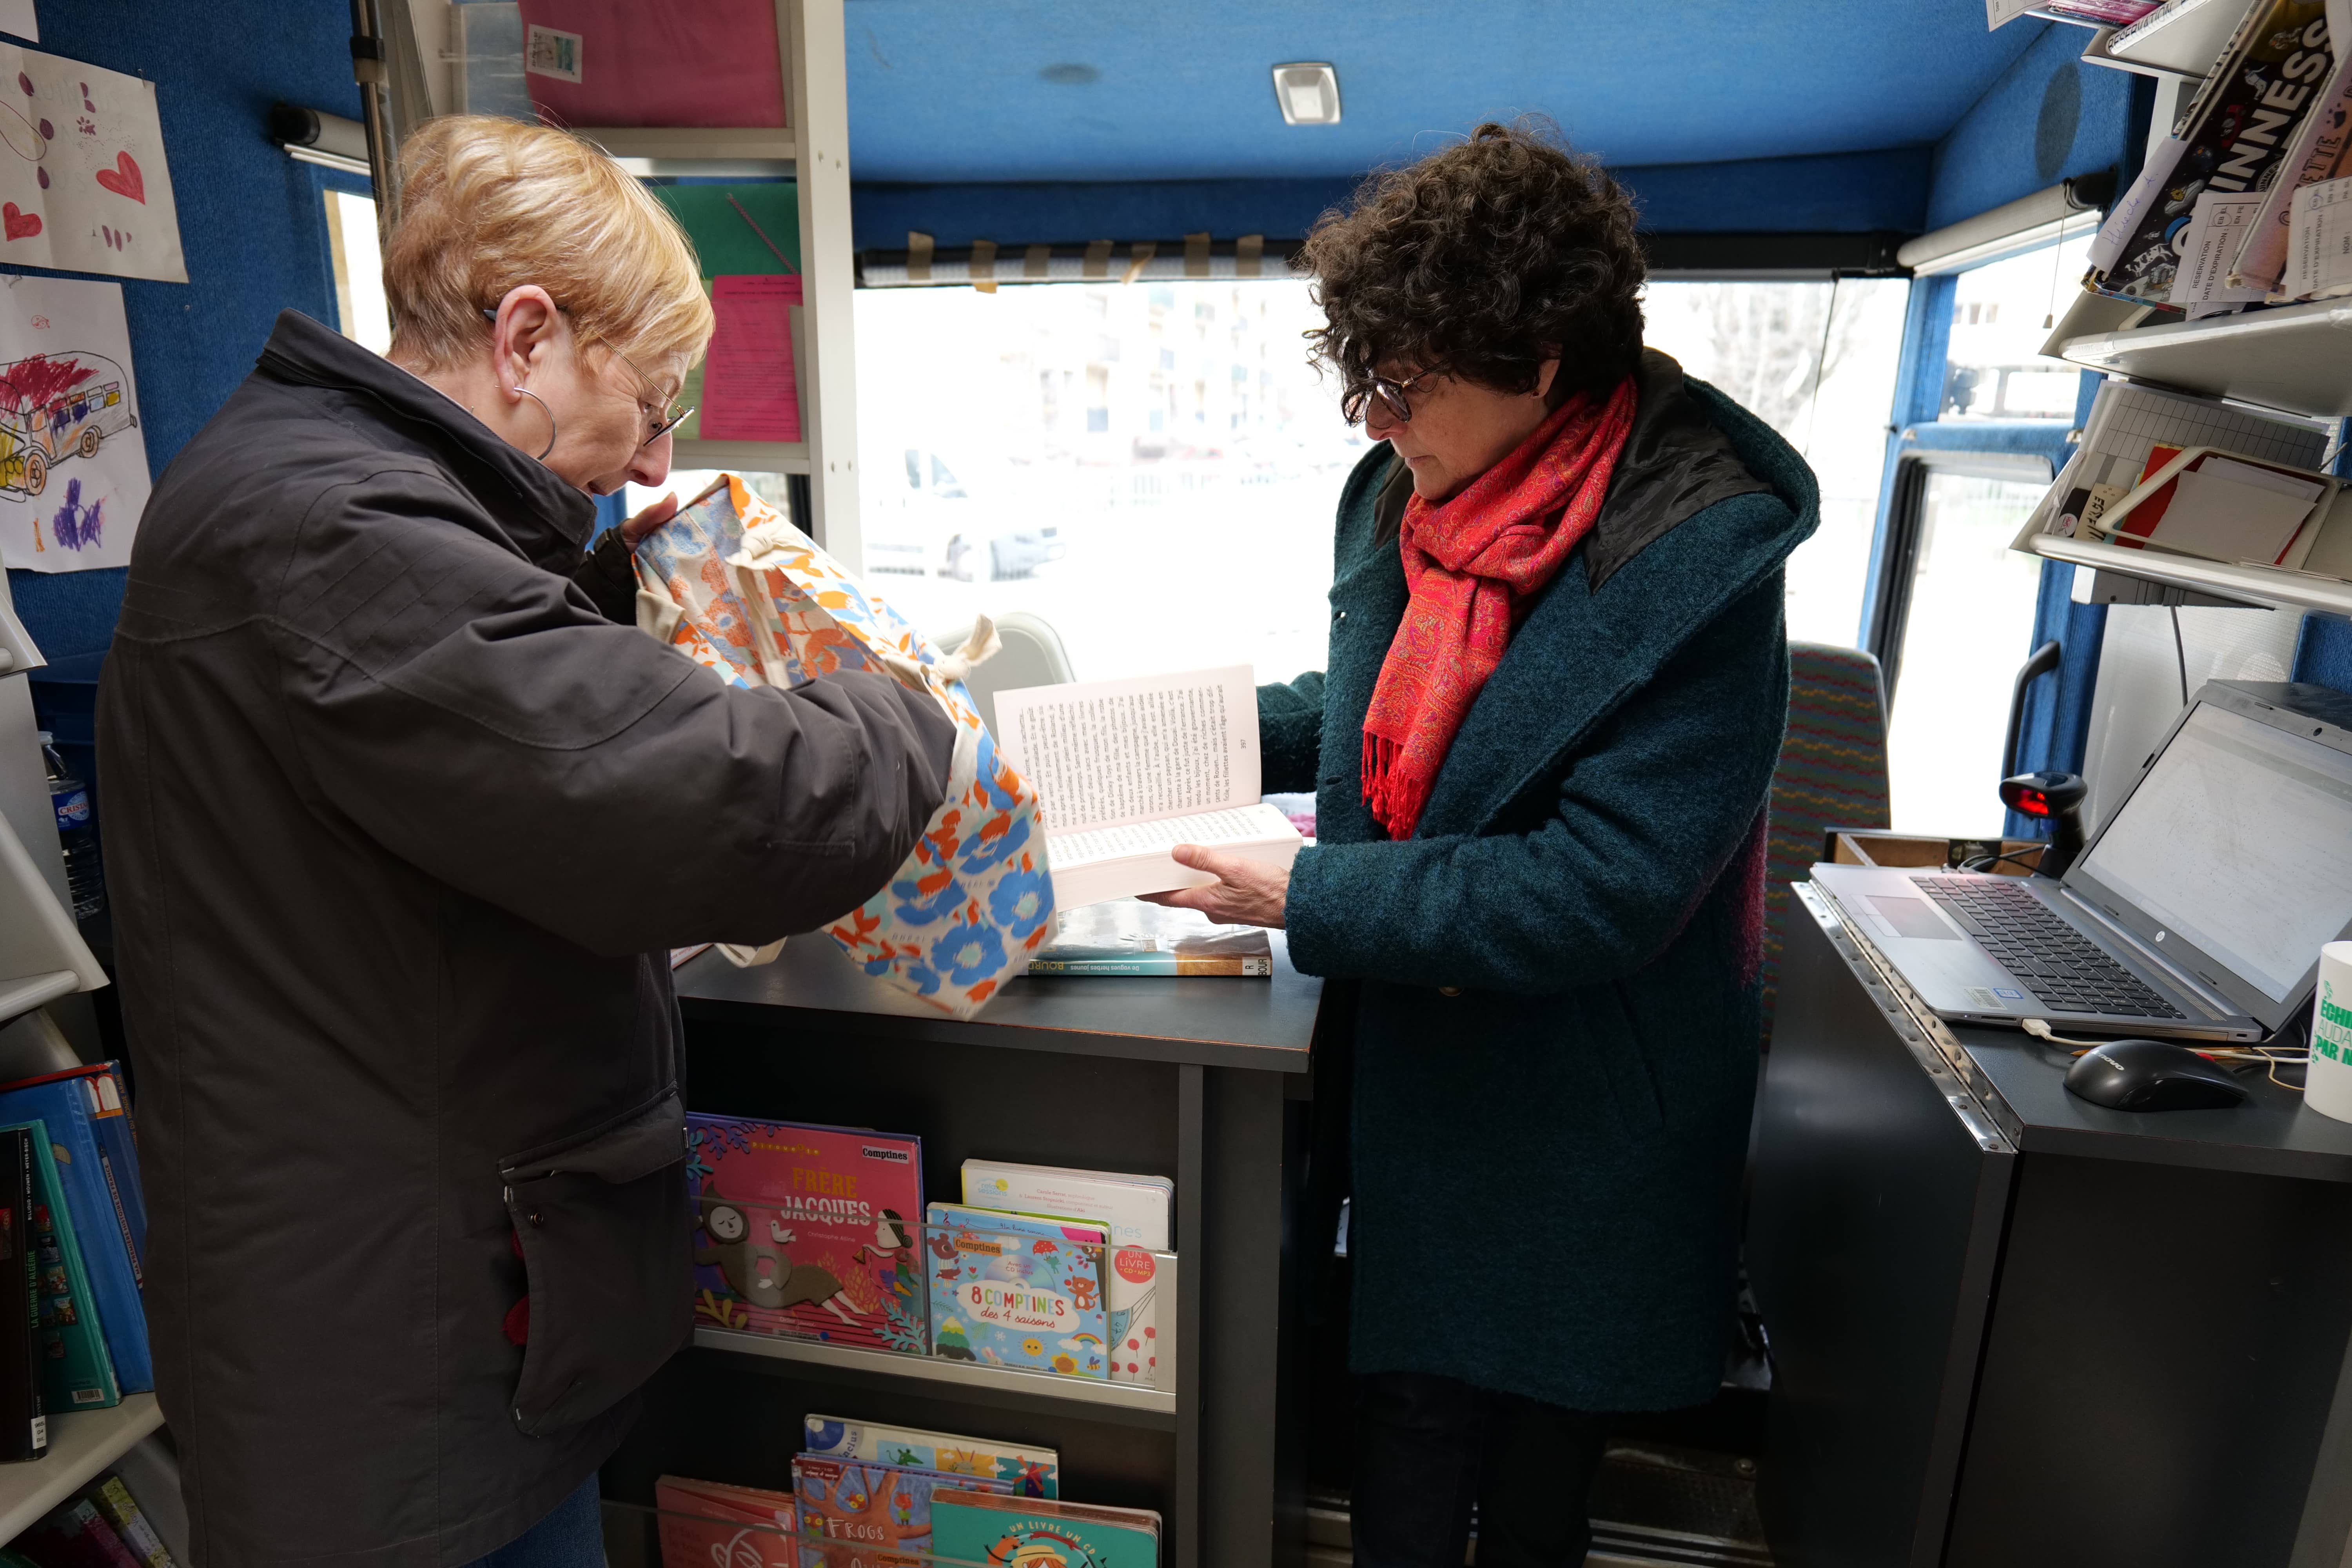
2056,300,2352,420
0,1394,164,1546
695,1326,1179,1428
670,440,812,475
571,127,797,164
2021,530,2352,617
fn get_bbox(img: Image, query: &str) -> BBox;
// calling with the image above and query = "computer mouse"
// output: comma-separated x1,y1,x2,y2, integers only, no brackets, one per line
2063,1038,2249,1111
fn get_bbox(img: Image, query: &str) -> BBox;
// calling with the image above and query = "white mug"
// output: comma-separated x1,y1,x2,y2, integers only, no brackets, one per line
2307,942,2352,1123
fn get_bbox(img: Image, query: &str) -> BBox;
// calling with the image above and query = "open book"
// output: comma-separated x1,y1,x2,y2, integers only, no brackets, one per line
993,665,1304,909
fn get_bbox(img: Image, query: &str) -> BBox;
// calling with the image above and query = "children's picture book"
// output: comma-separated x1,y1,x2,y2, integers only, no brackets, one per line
87,1474,175,1568
1026,900,1274,977
931,1491,1163,1568
800,1415,1058,1498
992,666,1302,909
686,1115,926,1355
957,1163,1171,1249
925,1204,1109,1380
0,1068,147,1392
0,1127,37,1464
2,1120,117,1412
791,1455,1015,1565
653,1474,796,1568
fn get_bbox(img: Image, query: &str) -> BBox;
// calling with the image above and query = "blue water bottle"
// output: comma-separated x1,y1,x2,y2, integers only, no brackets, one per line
38,731,103,921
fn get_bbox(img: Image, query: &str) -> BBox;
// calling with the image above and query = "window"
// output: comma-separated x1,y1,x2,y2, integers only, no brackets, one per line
852,279,1368,682
1642,278,1911,647
323,189,391,355
1875,464,2053,835
1941,226,2096,420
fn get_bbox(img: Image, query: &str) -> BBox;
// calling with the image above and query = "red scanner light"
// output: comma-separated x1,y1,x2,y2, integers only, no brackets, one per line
2010,787,2051,817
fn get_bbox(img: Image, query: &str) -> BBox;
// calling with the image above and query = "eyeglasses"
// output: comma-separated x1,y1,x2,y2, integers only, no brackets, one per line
479,305,694,446
1341,368,1437,427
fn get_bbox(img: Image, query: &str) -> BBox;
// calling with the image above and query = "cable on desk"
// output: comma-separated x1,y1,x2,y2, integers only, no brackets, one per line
2021,1015,2311,1089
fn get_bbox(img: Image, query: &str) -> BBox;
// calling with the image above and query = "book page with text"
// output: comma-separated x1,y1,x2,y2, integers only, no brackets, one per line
993,666,1260,833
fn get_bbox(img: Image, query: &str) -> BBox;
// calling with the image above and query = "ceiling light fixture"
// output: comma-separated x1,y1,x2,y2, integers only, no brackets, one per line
1272,63,1340,126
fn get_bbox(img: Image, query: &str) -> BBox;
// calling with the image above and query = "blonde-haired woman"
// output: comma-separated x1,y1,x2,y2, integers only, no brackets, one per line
96,116,953,1566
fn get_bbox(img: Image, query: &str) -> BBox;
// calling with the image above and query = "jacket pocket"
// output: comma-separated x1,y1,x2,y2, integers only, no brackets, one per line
1592,984,1666,1136
500,1087,692,1437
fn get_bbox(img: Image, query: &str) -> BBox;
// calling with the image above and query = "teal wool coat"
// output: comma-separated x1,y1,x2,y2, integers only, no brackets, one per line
1262,356,1818,1412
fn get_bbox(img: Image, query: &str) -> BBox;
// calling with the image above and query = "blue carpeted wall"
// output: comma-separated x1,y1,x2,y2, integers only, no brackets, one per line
1925,20,2135,230
1,1,359,660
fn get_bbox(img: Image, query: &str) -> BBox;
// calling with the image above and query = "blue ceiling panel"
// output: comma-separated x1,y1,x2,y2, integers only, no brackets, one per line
844,0,2049,185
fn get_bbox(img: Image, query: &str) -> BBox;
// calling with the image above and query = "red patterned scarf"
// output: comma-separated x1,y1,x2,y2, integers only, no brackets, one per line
1362,377,1639,839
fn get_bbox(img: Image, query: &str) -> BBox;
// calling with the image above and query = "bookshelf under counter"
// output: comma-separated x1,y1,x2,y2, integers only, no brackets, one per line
695,1326,1180,1427
0,1394,162,1546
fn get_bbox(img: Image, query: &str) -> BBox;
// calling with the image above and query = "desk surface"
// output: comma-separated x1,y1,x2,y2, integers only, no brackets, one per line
1952,1020,2352,1183
675,929,1320,1073
1804,885,2352,1183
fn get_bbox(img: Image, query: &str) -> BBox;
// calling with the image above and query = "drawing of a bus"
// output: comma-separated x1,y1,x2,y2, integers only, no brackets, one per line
0,352,138,499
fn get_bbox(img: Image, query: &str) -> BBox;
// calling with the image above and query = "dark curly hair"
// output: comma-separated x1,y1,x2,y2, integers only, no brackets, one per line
1297,120,1645,409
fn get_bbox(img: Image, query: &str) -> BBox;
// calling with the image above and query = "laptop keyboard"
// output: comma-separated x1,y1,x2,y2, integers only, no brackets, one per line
1915,876,2185,1019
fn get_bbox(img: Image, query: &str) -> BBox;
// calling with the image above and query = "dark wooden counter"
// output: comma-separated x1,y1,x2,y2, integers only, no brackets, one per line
673,929,1320,1074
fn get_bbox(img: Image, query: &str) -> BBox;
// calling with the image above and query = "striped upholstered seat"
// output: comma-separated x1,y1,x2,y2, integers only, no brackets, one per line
1764,642,1891,1043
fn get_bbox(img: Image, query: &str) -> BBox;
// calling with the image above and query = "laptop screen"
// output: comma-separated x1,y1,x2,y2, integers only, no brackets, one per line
2074,703,2352,1003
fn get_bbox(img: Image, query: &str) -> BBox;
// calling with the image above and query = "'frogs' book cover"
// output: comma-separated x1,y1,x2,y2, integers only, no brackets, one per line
931,1491,1162,1568
791,1455,1016,1566
801,1414,1058,1497
924,1203,1108,1380
687,1115,925,1355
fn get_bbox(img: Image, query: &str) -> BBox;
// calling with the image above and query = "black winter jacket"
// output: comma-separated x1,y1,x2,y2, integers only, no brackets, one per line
96,311,954,1565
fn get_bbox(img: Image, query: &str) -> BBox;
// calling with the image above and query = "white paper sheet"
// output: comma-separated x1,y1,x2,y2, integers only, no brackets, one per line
2288,174,2352,299
2152,466,2318,564
2169,190,2268,316
993,664,1260,833
0,3,34,42
0,274,148,571
0,44,183,284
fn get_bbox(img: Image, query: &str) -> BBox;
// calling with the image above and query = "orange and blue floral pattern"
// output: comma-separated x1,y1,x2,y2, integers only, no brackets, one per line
633,476,1051,1018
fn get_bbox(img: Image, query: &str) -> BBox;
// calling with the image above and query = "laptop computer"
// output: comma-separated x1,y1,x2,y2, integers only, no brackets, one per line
1810,681,2352,1044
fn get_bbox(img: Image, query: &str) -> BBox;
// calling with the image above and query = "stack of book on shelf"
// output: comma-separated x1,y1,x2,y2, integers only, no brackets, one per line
2015,379,2352,582
684,1116,1179,1390
654,1416,1161,1567
5,1468,180,1567
0,1062,152,1466
2085,0,2352,314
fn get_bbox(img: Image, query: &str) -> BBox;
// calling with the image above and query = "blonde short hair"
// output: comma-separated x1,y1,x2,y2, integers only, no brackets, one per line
383,114,713,381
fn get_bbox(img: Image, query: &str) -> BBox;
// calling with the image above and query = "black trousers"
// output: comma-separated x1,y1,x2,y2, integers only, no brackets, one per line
1350,1370,1612,1568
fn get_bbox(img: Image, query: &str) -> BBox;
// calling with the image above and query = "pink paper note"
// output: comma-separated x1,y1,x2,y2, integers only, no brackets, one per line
515,0,786,129
701,274,803,444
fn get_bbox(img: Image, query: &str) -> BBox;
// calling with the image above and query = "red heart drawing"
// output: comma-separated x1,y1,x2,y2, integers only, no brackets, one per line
2,203,39,241
93,151,142,204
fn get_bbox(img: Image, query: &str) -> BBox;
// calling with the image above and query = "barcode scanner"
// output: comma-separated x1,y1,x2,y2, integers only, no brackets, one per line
1999,771,2089,879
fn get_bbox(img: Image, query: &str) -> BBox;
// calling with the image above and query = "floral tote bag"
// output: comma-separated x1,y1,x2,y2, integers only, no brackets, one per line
631,475,1051,1018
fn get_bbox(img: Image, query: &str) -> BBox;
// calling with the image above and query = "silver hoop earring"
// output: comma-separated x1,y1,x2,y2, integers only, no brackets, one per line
512,385,558,462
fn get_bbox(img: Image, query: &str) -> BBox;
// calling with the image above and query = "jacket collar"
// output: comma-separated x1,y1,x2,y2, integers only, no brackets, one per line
1370,349,1769,593
1412,372,1819,837
253,310,596,563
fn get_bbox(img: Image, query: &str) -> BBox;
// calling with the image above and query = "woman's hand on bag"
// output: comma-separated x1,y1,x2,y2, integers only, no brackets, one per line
619,490,680,547
1141,844,1289,928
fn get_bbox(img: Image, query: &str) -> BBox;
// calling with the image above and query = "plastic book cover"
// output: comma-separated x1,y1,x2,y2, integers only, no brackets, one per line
653,1474,796,1568
800,1415,1058,1498
1027,902,1272,977
1,1120,118,1412
931,1491,1162,1568
0,1072,148,1391
925,1204,1109,1379
790,1455,1015,1565
687,1115,926,1355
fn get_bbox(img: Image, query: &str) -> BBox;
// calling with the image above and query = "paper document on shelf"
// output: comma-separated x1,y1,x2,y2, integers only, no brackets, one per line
2287,175,2352,299
2147,460,2322,563
2169,191,2268,316
2023,381,2329,543
994,665,1303,908
699,274,802,443
0,3,33,41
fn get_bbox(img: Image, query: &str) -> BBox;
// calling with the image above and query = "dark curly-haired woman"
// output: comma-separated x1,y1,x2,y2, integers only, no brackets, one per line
1152,122,1818,1566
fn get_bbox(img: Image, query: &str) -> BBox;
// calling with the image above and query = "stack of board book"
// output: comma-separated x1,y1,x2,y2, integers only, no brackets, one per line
7,1470,181,1567
0,1062,152,1463
957,1161,1174,1387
